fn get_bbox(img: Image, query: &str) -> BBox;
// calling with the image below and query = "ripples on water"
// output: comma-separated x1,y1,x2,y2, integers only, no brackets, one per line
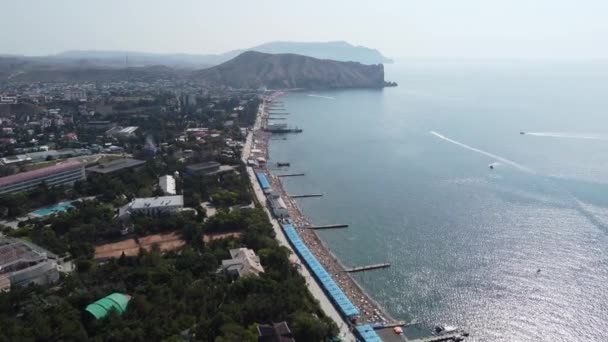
270,61,608,341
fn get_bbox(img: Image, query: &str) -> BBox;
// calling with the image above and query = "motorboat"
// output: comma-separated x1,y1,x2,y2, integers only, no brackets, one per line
433,325,459,336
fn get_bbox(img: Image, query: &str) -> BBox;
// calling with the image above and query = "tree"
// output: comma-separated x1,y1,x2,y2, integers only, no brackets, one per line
291,311,335,342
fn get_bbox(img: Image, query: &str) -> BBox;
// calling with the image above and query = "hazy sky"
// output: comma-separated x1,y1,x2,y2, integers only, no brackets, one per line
2,0,608,59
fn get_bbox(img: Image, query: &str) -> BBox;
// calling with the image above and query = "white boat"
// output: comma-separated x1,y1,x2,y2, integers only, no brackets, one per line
433,325,459,336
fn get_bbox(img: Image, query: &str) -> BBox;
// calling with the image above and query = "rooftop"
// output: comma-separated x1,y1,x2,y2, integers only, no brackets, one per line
129,195,184,210
85,293,131,320
257,322,295,342
159,175,176,195
86,158,146,174
0,238,57,274
186,161,221,172
221,248,265,277
106,126,138,136
0,160,83,187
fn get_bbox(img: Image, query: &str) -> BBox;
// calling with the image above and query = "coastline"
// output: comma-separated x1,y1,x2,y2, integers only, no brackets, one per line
242,96,356,341
244,92,396,327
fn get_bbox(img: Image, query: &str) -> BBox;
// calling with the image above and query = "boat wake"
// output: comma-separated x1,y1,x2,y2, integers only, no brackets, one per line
307,94,335,100
431,131,608,234
524,132,608,141
430,131,535,173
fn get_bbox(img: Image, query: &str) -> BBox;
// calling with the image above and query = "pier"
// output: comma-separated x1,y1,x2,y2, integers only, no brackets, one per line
345,263,391,273
268,112,290,115
264,128,303,133
277,173,305,177
268,117,287,120
309,224,349,229
290,193,323,198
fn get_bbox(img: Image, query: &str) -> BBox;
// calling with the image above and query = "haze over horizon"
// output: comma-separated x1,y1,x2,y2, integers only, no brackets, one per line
2,0,608,60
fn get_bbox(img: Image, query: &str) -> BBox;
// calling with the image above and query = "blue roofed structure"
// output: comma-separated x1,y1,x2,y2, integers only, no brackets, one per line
355,324,383,342
281,223,360,318
256,172,271,191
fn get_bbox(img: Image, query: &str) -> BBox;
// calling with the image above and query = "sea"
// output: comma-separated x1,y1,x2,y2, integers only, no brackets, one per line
269,60,608,341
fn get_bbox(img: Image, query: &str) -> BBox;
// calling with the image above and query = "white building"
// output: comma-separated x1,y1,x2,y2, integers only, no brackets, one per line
268,195,289,218
0,96,17,105
118,195,184,219
63,89,87,102
220,248,265,277
106,126,138,138
159,175,176,195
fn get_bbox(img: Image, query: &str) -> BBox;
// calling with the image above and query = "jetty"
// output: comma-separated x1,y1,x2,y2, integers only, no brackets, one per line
345,263,391,273
382,321,408,328
309,224,349,229
268,117,287,120
268,112,290,115
277,173,305,177
265,127,303,133
290,193,323,198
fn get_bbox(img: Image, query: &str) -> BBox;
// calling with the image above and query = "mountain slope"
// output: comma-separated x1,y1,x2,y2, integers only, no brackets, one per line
192,51,385,89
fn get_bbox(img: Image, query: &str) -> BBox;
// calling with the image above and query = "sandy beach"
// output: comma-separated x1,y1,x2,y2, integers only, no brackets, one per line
244,93,395,327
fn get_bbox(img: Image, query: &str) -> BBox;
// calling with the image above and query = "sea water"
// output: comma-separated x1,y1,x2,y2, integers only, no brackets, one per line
269,60,608,341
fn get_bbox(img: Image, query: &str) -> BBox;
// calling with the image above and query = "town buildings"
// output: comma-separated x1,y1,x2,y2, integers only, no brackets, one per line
257,322,295,342
0,238,61,292
86,158,146,175
159,175,177,195
268,194,289,218
0,160,85,195
220,248,265,277
106,126,138,138
118,195,184,219
185,161,221,175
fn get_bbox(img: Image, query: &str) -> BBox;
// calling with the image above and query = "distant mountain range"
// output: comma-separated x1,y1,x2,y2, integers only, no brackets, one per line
192,51,387,89
8,65,186,83
0,42,395,89
217,41,392,65
33,41,392,68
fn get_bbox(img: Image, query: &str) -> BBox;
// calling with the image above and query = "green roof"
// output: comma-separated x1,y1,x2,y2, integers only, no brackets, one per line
85,293,131,319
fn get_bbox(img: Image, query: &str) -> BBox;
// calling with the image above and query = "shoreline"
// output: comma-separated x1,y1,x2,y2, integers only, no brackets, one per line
242,96,356,341
247,92,396,325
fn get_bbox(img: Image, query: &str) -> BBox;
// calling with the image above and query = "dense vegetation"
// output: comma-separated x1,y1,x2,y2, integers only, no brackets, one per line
1,206,338,341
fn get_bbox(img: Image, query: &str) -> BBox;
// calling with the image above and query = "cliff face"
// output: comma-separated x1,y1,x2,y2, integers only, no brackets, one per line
192,51,385,90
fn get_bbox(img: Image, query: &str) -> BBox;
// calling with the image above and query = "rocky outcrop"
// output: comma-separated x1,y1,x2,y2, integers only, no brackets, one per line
192,51,386,90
